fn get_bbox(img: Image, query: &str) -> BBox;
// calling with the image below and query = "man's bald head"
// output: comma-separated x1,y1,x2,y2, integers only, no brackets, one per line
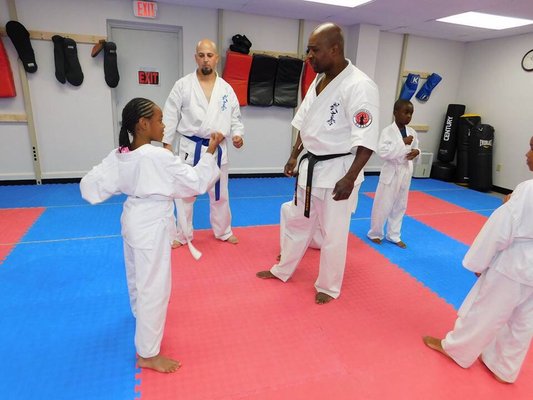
196,39,218,55
306,22,345,74
311,23,344,54
195,39,219,76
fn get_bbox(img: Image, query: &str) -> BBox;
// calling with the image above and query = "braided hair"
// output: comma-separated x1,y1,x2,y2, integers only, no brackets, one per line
119,97,155,151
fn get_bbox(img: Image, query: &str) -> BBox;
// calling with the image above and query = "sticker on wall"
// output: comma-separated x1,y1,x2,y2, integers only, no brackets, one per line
138,67,160,85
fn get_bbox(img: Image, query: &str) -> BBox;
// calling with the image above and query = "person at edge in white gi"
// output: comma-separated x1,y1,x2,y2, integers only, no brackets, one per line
423,135,533,383
256,22,380,305
80,98,224,373
162,38,244,248
367,99,420,248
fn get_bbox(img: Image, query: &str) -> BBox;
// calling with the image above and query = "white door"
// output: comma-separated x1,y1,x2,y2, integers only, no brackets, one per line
108,21,182,145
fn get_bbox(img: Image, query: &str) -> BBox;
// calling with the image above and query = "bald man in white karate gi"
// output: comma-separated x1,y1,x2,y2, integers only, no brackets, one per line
163,39,244,247
257,23,380,304
424,135,533,383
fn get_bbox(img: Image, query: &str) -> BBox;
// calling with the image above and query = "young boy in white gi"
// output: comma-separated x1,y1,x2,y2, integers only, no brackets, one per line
423,135,533,383
257,23,379,304
162,39,244,248
367,99,419,248
80,98,223,373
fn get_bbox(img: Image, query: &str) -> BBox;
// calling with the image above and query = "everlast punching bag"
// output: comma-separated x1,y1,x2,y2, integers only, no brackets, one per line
468,124,494,192
456,114,481,184
438,104,465,162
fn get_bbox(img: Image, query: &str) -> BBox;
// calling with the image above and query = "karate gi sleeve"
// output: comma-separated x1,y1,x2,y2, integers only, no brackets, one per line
376,126,408,161
463,201,515,273
347,79,380,153
229,89,244,139
165,152,221,198
410,128,421,164
162,80,183,147
80,150,120,204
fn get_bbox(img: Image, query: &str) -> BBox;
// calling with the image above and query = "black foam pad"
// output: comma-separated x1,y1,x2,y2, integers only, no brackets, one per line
232,34,252,49
248,54,278,106
430,161,456,182
5,20,37,73
52,35,66,84
63,38,83,86
229,43,250,55
273,56,303,108
437,104,465,163
103,42,119,88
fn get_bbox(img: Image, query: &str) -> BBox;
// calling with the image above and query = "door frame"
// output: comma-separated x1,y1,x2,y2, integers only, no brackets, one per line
106,19,183,145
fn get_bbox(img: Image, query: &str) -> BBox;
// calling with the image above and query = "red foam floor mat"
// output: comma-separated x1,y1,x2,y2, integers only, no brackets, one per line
366,191,488,245
0,207,45,264
137,225,533,399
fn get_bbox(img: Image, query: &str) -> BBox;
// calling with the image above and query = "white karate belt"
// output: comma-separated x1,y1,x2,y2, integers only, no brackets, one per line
175,198,202,260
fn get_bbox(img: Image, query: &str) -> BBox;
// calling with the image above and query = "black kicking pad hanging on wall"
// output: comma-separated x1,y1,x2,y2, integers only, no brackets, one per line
103,42,119,88
273,56,303,108
51,35,66,84
63,38,84,86
5,20,37,73
248,54,278,106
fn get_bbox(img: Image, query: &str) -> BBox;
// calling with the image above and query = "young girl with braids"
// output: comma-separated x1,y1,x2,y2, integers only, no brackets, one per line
81,98,224,373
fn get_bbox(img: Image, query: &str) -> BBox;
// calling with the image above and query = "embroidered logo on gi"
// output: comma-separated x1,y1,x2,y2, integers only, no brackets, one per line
221,94,228,111
353,109,372,128
327,102,340,126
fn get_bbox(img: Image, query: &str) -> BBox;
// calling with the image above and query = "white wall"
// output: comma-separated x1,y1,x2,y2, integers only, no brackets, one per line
0,0,218,179
220,11,302,174
458,33,533,189
0,0,529,190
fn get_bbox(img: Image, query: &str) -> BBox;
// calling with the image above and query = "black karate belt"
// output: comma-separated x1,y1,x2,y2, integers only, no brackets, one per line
295,151,351,218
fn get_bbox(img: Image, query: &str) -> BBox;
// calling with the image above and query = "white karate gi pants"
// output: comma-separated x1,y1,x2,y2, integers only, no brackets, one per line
367,166,411,243
442,268,533,383
175,163,233,242
123,220,172,358
280,200,323,250
271,184,359,299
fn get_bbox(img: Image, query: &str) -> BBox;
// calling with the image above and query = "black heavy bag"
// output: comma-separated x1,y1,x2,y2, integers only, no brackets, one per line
430,161,456,182
248,54,278,106
437,104,466,163
273,56,303,108
468,124,494,192
456,114,481,184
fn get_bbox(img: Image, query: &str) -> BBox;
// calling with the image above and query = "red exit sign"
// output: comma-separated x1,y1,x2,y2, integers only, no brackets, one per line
138,70,160,85
133,1,158,19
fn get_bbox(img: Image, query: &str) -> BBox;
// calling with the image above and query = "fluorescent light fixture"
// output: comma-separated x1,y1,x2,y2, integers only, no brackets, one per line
303,0,373,8
437,12,533,30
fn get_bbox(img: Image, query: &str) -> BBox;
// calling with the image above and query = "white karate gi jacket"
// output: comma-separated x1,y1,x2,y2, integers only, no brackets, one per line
463,178,533,286
292,59,379,190
80,145,220,249
377,123,419,185
162,72,244,166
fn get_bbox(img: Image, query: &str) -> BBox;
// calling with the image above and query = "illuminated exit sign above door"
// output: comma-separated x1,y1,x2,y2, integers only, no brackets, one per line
133,1,158,19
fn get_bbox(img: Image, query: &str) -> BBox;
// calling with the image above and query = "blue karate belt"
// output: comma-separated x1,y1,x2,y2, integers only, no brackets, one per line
295,150,351,218
184,135,222,201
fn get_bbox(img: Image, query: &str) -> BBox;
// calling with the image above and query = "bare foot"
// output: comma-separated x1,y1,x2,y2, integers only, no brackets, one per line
225,235,239,244
479,357,511,384
276,253,281,261
138,354,181,373
394,241,407,249
171,240,183,249
423,336,452,360
370,238,382,244
256,270,278,279
315,292,334,304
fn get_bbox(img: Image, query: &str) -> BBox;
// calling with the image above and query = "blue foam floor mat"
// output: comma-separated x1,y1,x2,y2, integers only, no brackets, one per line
0,238,137,399
0,176,505,399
